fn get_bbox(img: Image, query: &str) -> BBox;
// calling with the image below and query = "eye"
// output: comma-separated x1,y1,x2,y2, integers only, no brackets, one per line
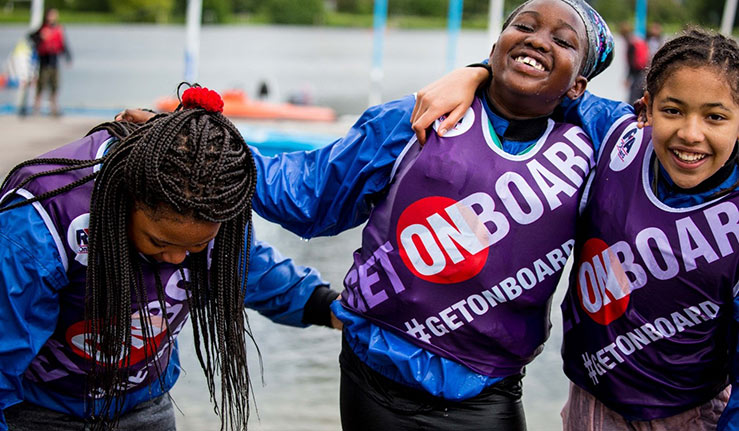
661,107,681,116
554,37,575,49
707,113,727,121
513,23,534,32
149,238,167,249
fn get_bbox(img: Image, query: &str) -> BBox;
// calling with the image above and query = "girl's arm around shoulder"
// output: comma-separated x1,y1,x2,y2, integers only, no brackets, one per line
251,96,417,239
555,92,635,153
0,196,66,429
243,230,339,329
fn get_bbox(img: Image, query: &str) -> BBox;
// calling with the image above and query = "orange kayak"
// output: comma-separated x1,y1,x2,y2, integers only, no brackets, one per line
156,89,336,122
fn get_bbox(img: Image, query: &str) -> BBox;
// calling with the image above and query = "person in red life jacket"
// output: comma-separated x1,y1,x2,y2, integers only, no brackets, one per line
29,8,71,117
619,21,649,104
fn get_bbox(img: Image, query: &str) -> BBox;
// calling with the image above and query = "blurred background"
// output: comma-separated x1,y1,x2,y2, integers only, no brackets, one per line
1,0,738,430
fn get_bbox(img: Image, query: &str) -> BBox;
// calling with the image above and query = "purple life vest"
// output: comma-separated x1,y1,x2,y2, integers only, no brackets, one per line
1,131,193,402
340,97,595,376
561,115,736,420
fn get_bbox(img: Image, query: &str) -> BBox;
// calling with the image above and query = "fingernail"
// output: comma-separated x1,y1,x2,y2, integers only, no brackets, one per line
439,128,447,136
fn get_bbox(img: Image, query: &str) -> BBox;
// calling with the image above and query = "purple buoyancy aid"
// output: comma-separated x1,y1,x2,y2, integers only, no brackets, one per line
340,97,596,376
562,115,737,420
1,131,193,403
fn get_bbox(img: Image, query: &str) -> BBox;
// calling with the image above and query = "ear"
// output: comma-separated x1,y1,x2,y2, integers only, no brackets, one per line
565,75,588,100
488,43,496,60
643,91,653,124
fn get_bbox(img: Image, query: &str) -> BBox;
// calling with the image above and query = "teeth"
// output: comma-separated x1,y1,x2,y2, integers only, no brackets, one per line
672,149,707,162
515,56,544,71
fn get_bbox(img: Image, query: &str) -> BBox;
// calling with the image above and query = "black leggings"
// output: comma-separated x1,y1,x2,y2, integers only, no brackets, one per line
339,337,527,431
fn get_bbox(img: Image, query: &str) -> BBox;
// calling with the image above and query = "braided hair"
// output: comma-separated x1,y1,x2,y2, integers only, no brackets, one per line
0,87,258,430
647,27,739,104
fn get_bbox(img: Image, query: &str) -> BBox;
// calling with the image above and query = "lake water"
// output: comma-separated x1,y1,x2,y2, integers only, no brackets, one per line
0,23,629,430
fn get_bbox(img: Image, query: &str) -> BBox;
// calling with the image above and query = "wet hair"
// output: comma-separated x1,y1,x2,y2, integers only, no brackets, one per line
647,27,739,103
0,90,257,430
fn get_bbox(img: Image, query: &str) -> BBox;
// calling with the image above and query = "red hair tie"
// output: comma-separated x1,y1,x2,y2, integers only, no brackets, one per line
181,86,224,113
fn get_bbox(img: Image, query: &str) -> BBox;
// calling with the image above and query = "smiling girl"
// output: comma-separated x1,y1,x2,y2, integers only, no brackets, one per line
249,1,620,429
412,27,739,431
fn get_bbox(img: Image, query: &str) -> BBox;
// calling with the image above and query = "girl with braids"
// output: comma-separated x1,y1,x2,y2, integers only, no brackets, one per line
0,85,338,431
412,27,739,430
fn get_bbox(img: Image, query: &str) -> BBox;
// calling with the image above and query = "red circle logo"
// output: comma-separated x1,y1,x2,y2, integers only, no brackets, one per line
66,312,168,366
396,196,490,284
576,238,631,325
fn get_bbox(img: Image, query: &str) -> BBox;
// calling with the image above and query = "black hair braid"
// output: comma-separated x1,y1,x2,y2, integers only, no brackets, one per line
647,27,739,104
85,107,257,431
1,99,257,430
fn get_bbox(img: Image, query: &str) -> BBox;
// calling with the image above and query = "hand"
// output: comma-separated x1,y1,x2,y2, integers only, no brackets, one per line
331,294,343,330
411,67,489,146
115,108,156,123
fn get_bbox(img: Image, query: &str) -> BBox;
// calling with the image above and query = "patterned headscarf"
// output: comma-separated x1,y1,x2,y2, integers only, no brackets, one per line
503,0,614,80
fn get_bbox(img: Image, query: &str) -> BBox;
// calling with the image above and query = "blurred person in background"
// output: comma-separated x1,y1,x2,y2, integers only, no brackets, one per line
619,21,648,103
30,8,71,117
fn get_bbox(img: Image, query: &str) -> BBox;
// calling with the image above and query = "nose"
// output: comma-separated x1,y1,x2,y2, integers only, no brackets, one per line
525,32,550,52
160,249,187,265
677,115,705,144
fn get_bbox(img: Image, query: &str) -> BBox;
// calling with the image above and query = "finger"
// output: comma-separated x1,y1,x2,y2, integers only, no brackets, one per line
410,95,423,125
437,105,467,137
412,117,428,146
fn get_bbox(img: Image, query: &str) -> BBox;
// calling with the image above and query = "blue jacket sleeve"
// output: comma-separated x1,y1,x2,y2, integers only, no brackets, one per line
556,91,635,154
243,228,330,328
718,296,739,431
251,95,416,239
0,197,66,431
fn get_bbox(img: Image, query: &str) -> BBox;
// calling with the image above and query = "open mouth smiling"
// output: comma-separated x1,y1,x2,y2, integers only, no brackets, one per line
672,148,708,164
514,55,546,71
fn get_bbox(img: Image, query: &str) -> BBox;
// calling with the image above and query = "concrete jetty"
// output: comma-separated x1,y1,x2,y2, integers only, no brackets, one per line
0,114,356,178
0,115,105,177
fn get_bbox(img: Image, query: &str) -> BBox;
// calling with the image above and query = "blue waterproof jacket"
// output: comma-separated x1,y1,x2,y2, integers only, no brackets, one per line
0,174,328,429
252,92,640,400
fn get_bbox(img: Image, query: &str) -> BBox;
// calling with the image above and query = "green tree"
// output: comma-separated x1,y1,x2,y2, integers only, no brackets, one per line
463,0,489,16
233,0,260,14
389,0,445,16
336,0,373,14
263,0,325,24
108,0,173,22
587,0,633,24
70,0,110,12
202,0,231,23
685,0,731,27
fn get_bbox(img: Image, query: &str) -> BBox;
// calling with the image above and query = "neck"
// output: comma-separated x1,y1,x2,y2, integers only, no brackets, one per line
482,91,549,142
485,83,557,120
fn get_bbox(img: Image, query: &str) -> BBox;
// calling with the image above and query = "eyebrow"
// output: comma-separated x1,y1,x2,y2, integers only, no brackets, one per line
149,234,213,248
662,97,732,111
516,10,580,35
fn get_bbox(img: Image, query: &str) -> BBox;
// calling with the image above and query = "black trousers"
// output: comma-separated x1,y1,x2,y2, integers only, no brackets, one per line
339,336,527,431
